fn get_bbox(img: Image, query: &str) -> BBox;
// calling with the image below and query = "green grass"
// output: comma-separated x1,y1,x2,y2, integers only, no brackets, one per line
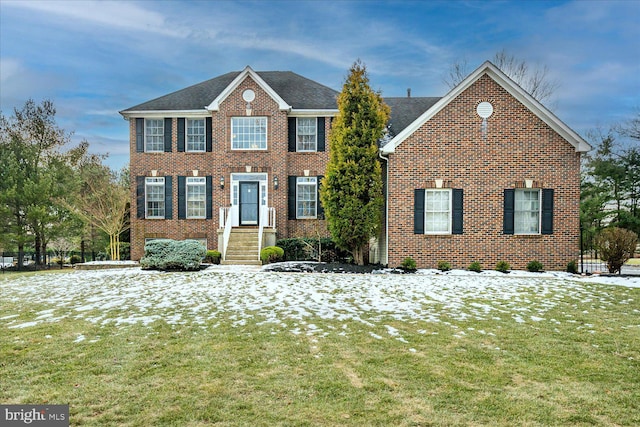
1,274,639,426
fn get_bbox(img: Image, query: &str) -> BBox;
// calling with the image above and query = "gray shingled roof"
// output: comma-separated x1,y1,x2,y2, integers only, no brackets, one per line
121,71,340,112
120,71,442,137
384,97,441,136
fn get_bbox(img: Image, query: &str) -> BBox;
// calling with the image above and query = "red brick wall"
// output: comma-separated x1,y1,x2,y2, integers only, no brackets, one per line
386,74,581,271
129,76,331,260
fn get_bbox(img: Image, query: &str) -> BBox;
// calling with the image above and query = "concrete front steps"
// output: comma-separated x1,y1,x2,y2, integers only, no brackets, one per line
221,228,263,266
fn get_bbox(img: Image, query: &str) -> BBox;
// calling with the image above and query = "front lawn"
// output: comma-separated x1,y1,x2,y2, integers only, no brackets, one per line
1,267,638,426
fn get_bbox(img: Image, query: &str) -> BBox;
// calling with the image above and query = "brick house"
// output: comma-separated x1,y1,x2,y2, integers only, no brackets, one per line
121,62,590,269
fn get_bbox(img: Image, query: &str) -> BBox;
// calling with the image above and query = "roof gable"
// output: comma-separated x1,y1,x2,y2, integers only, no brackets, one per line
206,66,291,111
120,68,339,117
381,61,591,154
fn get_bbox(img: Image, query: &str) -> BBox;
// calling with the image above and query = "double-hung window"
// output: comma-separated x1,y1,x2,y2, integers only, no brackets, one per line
296,177,317,219
145,177,165,218
231,117,267,150
186,177,206,218
425,189,452,234
145,119,164,152
514,189,540,234
297,118,317,152
187,119,205,152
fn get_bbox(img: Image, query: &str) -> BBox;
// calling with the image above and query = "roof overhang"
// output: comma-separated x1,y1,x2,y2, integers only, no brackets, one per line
206,65,292,112
119,109,210,120
381,61,592,154
289,109,339,117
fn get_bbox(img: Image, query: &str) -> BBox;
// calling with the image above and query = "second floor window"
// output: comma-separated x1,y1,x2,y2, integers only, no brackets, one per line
145,119,164,152
231,117,267,150
297,118,317,151
187,119,205,152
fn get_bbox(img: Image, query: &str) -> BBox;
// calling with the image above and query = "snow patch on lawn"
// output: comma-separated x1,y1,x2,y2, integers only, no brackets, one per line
1,265,638,344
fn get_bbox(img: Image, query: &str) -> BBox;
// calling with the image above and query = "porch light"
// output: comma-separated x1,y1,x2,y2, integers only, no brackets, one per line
220,176,225,189
274,176,279,190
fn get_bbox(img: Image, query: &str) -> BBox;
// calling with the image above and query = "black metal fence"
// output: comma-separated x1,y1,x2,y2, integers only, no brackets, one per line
0,250,107,271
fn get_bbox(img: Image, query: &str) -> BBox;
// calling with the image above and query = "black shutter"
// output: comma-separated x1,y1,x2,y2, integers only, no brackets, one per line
177,118,185,152
414,189,425,234
177,176,186,219
164,118,172,152
288,176,297,219
206,117,212,152
206,176,213,219
452,189,463,235
288,117,296,152
317,175,325,219
135,118,144,153
503,189,515,235
541,189,554,235
317,117,325,152
164,176,173,219
136,176,145,219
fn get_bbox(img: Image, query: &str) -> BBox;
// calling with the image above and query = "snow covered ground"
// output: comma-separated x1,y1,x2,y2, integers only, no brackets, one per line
1,266,638,344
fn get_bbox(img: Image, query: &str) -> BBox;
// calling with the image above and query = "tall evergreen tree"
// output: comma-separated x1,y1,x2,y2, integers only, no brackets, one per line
320,61,390,265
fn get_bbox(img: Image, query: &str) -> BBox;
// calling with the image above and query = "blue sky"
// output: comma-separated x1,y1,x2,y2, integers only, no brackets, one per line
1,0,638,170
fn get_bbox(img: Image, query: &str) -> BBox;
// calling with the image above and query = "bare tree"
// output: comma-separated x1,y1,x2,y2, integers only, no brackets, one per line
67,163,130,260
444,50,559,104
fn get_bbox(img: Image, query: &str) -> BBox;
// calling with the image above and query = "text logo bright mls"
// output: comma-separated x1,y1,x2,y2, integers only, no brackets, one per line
1,405,69,426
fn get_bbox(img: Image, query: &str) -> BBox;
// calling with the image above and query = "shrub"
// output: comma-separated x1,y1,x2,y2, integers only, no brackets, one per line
566,260,578,274
205,250,221,264
595,227,638,274
526,260,543,272
437,260,451,272
400,257,417,271
468,261,482,273
70,254,83,264
276,237,349,263
140,239,206,271
260,246,284,264
495,260,510,273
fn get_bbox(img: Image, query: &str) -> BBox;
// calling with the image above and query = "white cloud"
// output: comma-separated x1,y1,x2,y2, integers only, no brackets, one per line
3,0,188,38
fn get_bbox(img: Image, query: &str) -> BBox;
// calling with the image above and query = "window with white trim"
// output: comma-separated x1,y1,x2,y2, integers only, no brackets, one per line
186,177,206,218
145,177,165,218
296,177,317,219
231,117,267,150
145,119,164,152
425,189,451,234
187,118,205,152
515,189,540,234
297,118,317,151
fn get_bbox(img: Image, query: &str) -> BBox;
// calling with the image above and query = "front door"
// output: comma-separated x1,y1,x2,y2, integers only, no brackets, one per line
239,182,259,225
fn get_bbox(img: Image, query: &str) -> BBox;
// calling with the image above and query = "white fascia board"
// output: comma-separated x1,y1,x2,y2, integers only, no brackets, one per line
206,65,292,112
119,110,209,120
381,61,592,154
289,109,338,117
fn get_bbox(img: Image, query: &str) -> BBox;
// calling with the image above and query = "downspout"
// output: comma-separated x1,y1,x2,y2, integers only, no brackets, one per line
379,150,389,267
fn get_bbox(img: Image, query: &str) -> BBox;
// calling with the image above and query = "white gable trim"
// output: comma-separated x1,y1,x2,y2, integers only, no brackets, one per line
206,65,292,112
381,61,591,154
